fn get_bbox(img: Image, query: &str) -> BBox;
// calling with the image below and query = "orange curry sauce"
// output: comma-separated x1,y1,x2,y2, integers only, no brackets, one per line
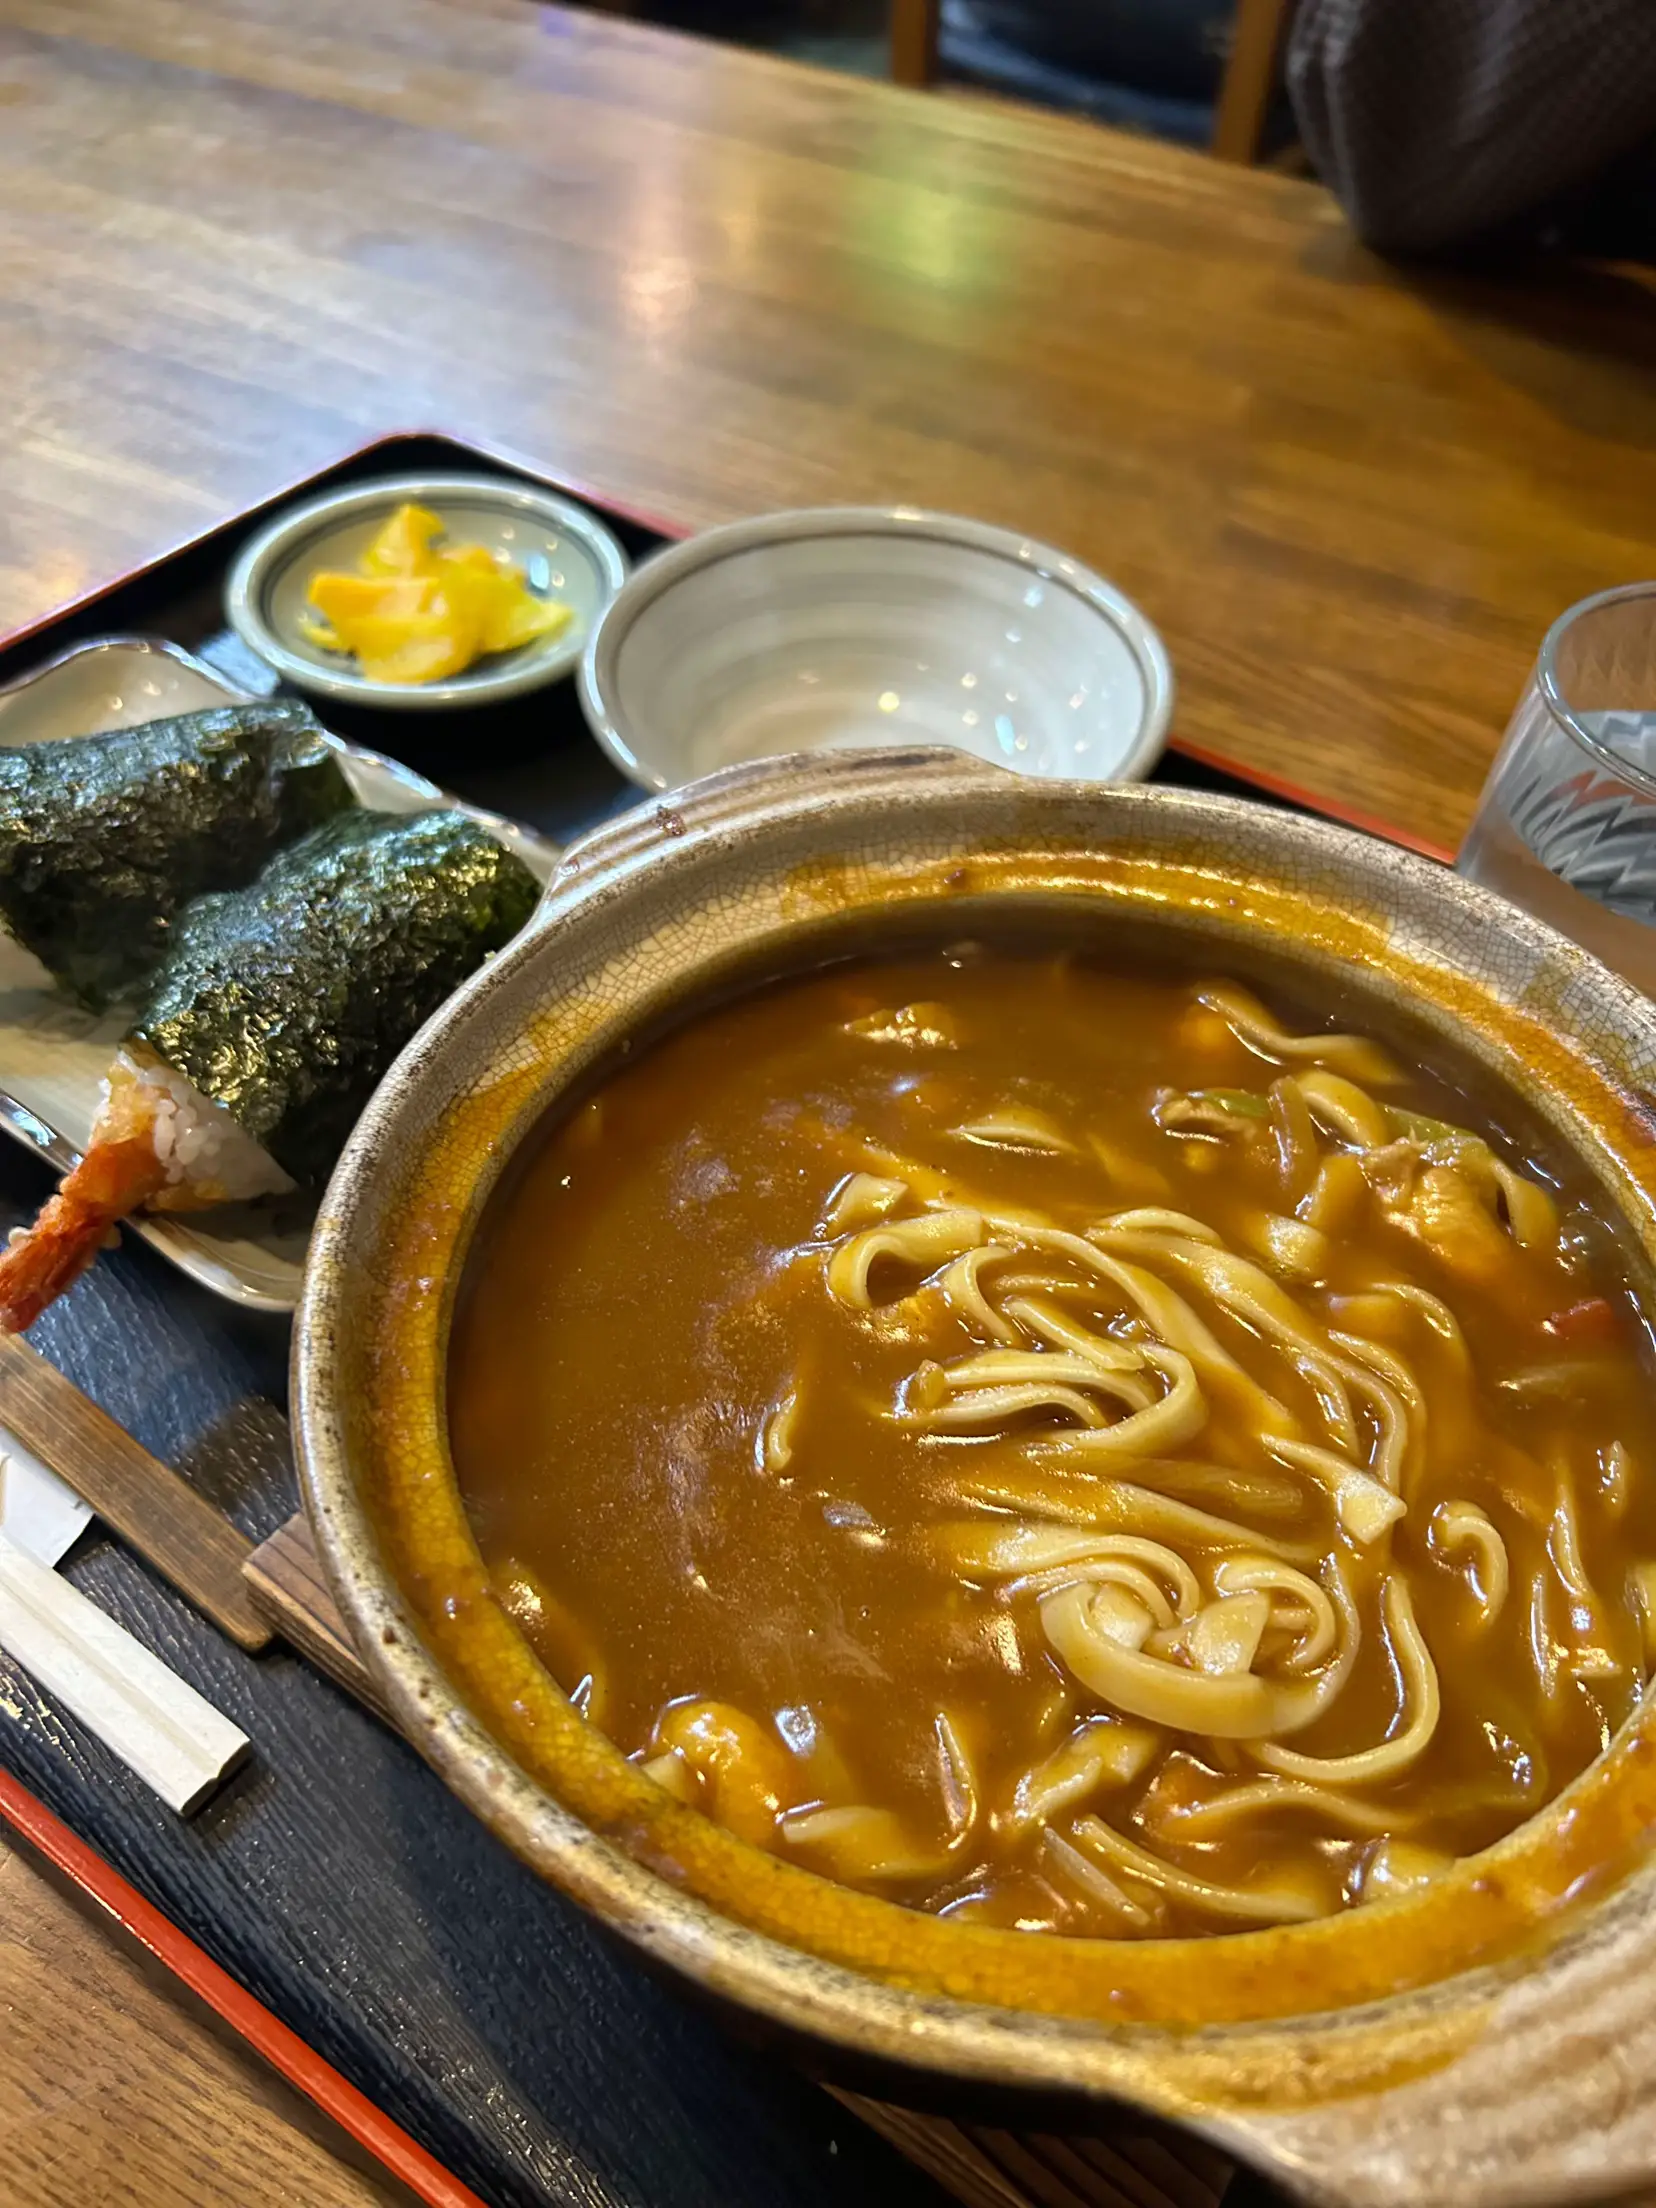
449,947,1656,1938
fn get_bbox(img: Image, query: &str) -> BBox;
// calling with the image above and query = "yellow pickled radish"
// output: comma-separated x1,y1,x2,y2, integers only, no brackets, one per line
343,614,475,686
362,501,445,576
309,573,440,625
301,502,572,685
479,585,571,656
296,611,342,651
429,546,508,652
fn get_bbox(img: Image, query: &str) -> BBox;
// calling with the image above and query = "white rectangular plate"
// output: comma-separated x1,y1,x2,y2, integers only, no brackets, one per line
0,637,558,1313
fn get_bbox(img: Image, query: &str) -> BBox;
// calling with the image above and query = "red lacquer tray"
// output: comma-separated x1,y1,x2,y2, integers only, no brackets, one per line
0,427,1407,2208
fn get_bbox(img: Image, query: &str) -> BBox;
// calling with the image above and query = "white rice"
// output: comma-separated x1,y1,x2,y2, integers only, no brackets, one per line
99,1047,293,1208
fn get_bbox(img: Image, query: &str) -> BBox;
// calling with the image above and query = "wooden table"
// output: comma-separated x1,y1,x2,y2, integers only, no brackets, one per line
0,1834,413,2206
2,0,1654,856
0,6,1654,2201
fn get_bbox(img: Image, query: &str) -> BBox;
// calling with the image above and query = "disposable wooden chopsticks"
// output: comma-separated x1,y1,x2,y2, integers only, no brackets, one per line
0,1333,391,1720
0,1335,270,1652
0,1336,261,1812
0,1528,250,1813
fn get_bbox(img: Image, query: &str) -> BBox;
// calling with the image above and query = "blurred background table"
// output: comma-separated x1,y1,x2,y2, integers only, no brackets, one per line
0,3,1654,2200
1,0,1653,855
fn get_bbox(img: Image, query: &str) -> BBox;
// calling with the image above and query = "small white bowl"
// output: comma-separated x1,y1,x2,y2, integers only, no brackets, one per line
577,506,1172,790
226,472,629,712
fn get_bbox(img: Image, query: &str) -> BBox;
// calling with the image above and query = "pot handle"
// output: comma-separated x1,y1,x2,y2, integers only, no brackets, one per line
542,744,1008,901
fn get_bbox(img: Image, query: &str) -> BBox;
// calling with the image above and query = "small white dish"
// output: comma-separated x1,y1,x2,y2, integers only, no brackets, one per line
225,472,629,712
0,637,559,1312
578,506,1173,791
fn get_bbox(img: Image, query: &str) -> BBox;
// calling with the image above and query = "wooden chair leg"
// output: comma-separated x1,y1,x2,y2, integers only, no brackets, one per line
1211,0,1292,163
890,0,941,88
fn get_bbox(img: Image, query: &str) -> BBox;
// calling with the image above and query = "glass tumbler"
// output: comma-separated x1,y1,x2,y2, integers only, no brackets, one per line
1458,584,1656,993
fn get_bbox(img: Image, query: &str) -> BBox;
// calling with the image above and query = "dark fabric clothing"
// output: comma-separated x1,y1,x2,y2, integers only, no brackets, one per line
947,0,1230,101
1287,0,1656,258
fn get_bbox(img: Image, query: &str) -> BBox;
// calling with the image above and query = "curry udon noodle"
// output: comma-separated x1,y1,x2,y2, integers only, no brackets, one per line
449,940,1656,1942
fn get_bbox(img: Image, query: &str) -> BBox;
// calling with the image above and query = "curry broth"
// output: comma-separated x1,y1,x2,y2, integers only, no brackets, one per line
448,944,1656,1939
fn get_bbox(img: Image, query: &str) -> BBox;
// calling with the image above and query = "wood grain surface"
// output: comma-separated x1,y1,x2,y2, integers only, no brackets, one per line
243,1512,394,1719
0,0,1652,850
0,1334,270,1650
841,2096,1232,2208
1210,0,1291,163
0,1832,418,2207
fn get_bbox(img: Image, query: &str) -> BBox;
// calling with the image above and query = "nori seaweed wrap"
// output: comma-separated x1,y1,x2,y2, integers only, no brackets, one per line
133,807,540,1186
0,700,354,1007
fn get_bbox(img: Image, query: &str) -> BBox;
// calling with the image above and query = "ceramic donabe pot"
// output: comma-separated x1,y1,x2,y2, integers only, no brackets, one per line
295,749,1656,2208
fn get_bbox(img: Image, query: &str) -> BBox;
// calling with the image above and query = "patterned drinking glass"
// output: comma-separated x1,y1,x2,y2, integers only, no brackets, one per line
1458,584,1656,993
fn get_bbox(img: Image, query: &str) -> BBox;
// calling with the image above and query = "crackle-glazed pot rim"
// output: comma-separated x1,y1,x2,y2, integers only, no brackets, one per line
293,750,1656,2208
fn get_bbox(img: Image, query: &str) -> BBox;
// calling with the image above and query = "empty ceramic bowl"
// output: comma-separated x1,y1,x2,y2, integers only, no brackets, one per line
577,507,1172,789
225,472,629,712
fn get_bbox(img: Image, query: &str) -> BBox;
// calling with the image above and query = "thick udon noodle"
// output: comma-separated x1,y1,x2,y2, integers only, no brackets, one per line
449,949,1656,1938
